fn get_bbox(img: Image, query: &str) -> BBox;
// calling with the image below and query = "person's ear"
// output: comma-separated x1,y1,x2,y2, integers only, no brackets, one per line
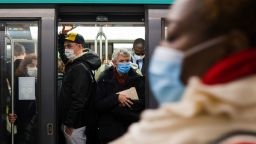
112,60,117,67
227,30,250,52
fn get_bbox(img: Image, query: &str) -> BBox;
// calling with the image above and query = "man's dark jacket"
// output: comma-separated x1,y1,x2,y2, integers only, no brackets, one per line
60,50,101,128
95,66,145,143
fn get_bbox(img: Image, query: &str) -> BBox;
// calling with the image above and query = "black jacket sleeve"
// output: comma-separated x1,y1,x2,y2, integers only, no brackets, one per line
63,65,90,127
111,76,145,124
58,34,69,64
95,79,119,113
111,106,140,125
133,76,145,111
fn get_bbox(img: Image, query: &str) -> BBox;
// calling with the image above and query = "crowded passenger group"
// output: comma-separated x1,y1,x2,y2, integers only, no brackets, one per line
8,0,256,144
57,28,146,144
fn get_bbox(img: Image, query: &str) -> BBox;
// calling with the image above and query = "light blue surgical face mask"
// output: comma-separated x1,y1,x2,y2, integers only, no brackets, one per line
149,36,226,105
117,63,131,74
149,47,185,104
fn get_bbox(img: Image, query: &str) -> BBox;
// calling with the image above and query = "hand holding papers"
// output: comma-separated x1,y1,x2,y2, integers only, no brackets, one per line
117,87,139,100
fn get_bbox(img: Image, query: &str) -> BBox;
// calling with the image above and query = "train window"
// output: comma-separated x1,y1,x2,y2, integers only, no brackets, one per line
113,43,133,51
0,21,39,144
58,23,145,62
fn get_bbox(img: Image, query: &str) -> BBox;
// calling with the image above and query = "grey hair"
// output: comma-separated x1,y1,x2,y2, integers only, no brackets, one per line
112,49,131,61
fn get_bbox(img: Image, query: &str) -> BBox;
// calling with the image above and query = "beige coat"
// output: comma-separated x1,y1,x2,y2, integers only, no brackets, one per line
111,75,256,144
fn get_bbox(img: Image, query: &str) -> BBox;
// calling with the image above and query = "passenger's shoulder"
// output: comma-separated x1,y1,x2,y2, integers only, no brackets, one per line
97,66,114,82
129,69,144,81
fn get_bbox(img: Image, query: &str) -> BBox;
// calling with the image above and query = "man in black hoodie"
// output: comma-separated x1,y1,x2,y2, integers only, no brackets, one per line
59,31,101,144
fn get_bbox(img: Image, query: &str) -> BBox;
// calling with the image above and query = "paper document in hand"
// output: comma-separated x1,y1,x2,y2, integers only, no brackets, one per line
117,87,139,100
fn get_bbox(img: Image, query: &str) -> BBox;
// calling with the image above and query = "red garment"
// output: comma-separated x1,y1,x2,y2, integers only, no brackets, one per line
235,142,256,144
113,68,128,85
202,49,256,85
234,142,256,144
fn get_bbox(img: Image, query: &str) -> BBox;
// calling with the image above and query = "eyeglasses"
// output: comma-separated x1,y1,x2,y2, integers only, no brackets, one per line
64,43,77,49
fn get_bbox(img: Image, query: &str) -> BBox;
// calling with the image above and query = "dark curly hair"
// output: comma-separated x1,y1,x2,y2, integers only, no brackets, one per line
16,54,37,77
133,38,145,50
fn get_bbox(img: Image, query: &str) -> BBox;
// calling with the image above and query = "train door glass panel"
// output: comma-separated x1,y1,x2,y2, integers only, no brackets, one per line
0,21,39,144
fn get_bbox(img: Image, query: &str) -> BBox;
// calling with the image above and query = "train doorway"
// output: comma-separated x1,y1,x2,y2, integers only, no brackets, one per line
56,6,146,143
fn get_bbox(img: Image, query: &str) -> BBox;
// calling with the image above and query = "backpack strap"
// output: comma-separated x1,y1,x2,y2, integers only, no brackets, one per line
78,63,96,84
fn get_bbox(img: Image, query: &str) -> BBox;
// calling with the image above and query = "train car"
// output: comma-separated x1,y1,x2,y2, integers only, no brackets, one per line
0,1,173,143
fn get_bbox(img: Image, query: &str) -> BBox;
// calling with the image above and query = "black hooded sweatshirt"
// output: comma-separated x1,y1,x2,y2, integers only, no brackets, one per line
60,50,101,128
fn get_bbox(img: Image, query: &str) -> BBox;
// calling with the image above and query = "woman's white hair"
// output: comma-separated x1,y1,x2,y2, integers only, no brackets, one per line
112,49,131,61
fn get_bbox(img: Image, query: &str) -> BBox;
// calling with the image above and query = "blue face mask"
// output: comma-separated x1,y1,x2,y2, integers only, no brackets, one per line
149,36,226,105
117,63,131,74
149,47,185,105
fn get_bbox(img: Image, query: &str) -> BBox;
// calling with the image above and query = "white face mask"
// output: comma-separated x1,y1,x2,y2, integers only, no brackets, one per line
65,49,76,60
27,67,37,77
133,54,145,60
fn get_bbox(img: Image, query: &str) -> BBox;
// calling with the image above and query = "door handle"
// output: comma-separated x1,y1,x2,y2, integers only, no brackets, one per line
47,123,54,135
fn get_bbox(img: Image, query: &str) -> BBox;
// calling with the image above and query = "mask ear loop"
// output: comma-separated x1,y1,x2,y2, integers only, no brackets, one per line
184,36,227,57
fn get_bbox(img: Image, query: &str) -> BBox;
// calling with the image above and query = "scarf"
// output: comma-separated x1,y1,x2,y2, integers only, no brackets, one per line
114,68,128,85
203,48,256,85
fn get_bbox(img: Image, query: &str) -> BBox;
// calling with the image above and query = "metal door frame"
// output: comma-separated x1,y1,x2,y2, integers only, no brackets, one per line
0,9,56,144
145,6,169,108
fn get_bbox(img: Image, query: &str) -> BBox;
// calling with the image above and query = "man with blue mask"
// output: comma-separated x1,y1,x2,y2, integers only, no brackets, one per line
112,0,256,144
95,49,145,144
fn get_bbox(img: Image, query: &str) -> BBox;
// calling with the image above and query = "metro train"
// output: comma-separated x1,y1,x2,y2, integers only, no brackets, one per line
0,1,172,144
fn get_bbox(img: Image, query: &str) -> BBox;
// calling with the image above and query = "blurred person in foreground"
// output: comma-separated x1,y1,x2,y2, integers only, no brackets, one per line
111,0,256,144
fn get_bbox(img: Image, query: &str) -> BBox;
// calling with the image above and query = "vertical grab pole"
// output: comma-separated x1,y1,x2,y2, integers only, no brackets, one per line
5,35,14,144
99,27,103,61
34,40,37,54
104,34,108,63
11,40,14,144
100,35,103,61
95,26,108,63
94,33,98,54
